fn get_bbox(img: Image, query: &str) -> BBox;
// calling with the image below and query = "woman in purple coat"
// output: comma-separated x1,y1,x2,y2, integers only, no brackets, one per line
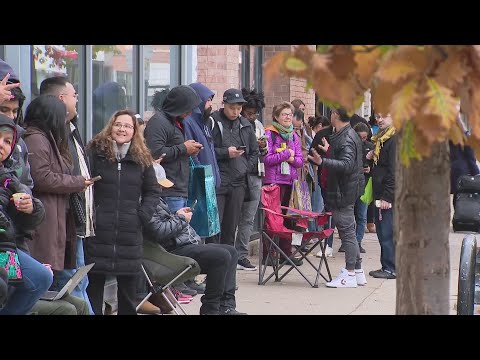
263,102,304,266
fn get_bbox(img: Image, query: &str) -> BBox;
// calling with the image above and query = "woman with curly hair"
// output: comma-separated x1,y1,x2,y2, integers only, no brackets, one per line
85,109,161,315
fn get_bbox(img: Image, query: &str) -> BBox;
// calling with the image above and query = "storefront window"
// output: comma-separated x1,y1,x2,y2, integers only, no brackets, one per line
92,45,135,135
143,45,172,121
31,45,81,99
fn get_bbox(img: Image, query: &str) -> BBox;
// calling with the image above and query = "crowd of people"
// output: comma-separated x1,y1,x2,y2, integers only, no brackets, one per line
0,54,408,314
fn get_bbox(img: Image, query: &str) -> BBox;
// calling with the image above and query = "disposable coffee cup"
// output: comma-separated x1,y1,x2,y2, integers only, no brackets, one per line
12,192,27,205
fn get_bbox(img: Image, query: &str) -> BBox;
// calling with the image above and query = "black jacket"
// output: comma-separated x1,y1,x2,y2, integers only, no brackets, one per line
144,110,190,198
140,198,200,252
372,135,396,204
321,124,364,209
85,148,161,275
211,110,259,188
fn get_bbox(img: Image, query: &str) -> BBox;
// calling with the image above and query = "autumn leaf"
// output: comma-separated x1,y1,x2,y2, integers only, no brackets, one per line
311,53,330,72
376,46,428,84
434,48,469,91
328,45,356,80
263,52,286,91
467,136,480,161
422,78,458,133
415,113,448,146
390,79,420,130
376,58,417,84
285,57,307,72
371,80,398,115
317,45,332,54
354,45,385,89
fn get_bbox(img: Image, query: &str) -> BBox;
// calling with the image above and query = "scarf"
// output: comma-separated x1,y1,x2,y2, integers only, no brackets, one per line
272,121,294,140
371,126,395,165
112,141,131,161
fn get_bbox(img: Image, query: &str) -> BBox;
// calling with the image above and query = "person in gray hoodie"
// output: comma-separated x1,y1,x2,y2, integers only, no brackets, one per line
144,85,203,213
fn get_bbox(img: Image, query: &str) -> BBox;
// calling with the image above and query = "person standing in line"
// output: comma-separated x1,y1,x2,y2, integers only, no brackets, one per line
235,88,266,271
211,88,259,247
309,107,366,288
85,110,161,314
40,76,95,313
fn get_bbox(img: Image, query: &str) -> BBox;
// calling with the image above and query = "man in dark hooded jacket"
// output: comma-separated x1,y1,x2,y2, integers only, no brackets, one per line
183,82,221,188
144,85,203,213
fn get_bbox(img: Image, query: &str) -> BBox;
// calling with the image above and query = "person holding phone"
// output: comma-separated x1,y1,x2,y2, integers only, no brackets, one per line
211,88,259,248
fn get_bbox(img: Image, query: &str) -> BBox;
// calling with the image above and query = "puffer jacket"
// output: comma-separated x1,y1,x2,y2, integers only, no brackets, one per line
140,198,200,252
321,124,364,210
263,128,303,185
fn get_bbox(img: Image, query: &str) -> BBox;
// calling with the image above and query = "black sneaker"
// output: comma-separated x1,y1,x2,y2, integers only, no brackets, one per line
237,258,257,271
359,245,366,253
280,256,303,267
369,269,396,279
338,245,345,252
220,307,247,315
185,279,206,294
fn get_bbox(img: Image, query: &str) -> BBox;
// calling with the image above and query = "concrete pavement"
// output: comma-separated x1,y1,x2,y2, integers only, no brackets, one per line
180,228,466,315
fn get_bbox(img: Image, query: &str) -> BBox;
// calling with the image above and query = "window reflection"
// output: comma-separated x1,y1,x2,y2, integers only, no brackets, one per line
143,45,171,121
31,45,80,99
92,45,133,135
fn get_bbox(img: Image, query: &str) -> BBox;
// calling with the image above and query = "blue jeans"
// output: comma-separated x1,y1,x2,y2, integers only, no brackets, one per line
0,249,53,315
162,196,187,213
52,237,93,315
308,185,324,232
374,207,395,273
355,198,368,244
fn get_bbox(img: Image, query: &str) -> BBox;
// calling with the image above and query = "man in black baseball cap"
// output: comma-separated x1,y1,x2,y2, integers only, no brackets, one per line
209,89,258,248
222,88,246,104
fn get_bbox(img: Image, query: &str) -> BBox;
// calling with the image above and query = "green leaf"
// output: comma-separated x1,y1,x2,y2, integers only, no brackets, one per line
285,57,307,71
379,45,397,55
316,45,331,54
400,121,422,167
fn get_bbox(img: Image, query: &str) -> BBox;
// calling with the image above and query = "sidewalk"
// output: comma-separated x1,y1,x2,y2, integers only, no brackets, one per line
180,229,465,315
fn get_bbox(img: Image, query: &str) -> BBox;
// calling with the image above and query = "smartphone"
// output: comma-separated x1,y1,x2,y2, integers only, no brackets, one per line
189,200,198,212
237,146,247,151
88,176,102,182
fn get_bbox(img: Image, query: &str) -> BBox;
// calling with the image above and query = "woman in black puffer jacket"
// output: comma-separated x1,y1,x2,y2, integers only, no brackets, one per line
85,110,161,315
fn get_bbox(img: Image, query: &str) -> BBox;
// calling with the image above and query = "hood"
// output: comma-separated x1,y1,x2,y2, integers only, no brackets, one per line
0,58,19,83
189,82,215,117
0,114,18,162
162,85,201,118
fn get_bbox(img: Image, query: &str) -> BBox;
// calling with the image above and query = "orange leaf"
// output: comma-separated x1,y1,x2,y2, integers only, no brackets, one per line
371,80,398,115
449,122,466,146
414,113,448,145
328,45,356,80
263,52,287,91
466,136,480,161
353,45,384,89
390,79,420,130
434,48,469,91
376,46,428,84
422,78,458,133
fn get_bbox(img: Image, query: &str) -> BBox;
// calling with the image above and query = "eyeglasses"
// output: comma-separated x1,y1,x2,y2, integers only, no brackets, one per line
280,113,293,118
244,110,259,118
113,123,134,130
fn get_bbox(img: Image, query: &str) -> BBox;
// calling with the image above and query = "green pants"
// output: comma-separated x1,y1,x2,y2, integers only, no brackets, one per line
29,294,90,315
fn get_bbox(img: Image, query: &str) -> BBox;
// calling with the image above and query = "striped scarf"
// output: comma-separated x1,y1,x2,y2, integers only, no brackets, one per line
272,121,294,141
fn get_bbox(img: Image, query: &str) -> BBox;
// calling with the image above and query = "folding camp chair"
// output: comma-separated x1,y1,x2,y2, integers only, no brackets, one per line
258,184,334,288
137,240,200,315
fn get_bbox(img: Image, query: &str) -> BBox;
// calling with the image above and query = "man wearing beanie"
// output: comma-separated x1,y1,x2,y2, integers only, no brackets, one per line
145,85,203,213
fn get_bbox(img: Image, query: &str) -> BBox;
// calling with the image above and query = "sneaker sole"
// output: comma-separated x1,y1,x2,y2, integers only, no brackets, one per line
236,264,257,271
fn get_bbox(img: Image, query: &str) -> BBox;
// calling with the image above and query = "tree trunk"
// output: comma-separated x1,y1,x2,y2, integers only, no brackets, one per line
395,134,451,314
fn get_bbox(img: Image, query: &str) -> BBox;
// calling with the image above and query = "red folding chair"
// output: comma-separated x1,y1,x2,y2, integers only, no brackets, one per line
258,184,334,288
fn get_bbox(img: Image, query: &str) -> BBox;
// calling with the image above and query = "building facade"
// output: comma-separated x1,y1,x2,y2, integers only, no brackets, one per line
1,45,319,142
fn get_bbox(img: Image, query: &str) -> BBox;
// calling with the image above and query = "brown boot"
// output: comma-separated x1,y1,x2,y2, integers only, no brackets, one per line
137,300,161,315
367,223,376,233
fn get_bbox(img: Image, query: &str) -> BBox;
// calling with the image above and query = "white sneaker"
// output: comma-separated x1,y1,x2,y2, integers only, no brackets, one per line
325,268,357,288
316,246,333,258
325,246,333,257
355,269,367,286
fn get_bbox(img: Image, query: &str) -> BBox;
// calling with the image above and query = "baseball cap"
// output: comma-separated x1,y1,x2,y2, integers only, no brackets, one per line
153,163,174,188
223,88,246,104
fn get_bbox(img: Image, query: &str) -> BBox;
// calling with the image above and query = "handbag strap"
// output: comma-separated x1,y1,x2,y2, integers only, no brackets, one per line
189,156,195,167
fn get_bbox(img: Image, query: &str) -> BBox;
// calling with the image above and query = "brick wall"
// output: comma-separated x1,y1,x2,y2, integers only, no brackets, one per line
196,45,240,111
195,45,316,125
